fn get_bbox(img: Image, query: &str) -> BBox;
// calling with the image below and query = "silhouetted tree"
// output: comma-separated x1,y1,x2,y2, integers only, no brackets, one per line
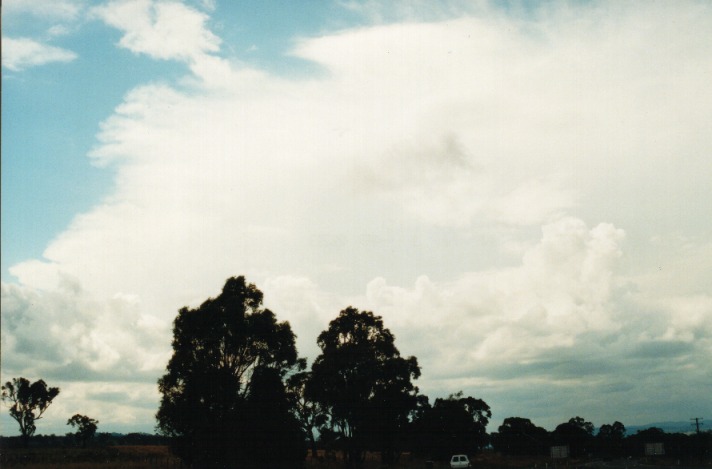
156,276,305,468
286,368,328,458
597,421,625,458
308,307,422,465
410,392,491,460
624,427,671,458
552,416,595,457
243,366,307,466
569,416,595,435
1,377,60,447
491,417,549,456
67,414,99,447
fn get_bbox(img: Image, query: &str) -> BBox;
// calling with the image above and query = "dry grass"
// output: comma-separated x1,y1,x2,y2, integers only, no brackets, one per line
0,446,552,469
0,445,182,469
303,450,549,469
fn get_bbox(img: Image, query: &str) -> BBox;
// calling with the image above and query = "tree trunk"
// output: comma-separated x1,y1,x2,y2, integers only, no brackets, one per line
309,433,318,459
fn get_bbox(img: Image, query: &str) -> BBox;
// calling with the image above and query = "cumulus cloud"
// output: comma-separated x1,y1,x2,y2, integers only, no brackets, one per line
2,37,77,71
1,281,169,383
4,0,712,432
363,218,626,371
91,0,220,62
1,279,170,432
359,218,710,426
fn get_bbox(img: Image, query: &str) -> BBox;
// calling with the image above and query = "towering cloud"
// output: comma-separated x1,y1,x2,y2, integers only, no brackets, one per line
2,1,711,433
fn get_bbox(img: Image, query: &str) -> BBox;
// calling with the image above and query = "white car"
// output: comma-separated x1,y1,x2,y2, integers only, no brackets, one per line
450,454,471,468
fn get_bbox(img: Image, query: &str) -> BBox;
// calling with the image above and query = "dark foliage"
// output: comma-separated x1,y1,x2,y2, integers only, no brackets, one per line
1,377,60,448
103,432,172,446
156,276,305,468
551,416,595,457
489,416,711,463
308,307,422,465
490,417,550,456
287,368,328,458
67,414,99,448
596,421,626,457
410,392,491,460
624,427,712,459
0,432,171,449
243,367,306,466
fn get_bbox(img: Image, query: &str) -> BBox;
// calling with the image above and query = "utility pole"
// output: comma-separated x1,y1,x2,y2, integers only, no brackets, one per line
691,418,705,460
690,417,703,434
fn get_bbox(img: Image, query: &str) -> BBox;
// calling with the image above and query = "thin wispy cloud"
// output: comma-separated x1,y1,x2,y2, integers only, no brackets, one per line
2,37,78,71
2,0,85,21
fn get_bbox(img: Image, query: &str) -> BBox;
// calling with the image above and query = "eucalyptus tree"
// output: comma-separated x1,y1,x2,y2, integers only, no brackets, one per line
156,276,305,468
286,368,327,459
552,416,596,457
490,417,549,456
410,392,491,460
1,377,60,447
597,421,626,457
67,414,99,447
309,307,422,465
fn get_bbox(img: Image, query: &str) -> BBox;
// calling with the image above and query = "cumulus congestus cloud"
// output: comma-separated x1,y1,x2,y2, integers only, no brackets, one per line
2,0,711,433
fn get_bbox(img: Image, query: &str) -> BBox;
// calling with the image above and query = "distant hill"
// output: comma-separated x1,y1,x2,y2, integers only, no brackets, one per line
625,421,702,435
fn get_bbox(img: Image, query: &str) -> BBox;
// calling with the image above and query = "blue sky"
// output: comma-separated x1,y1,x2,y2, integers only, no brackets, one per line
2,0,711,436
1,0,334,278
3,5,182,278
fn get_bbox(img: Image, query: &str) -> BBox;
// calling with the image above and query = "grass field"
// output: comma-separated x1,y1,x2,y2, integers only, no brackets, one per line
2,444,709,469
0,446,587,469
0,445,182,468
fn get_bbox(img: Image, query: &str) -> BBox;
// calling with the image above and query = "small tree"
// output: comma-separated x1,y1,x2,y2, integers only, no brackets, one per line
67,414,99,447
1,377,60,447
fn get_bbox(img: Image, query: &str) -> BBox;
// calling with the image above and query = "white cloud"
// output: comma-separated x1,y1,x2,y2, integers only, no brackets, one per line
358,217,710,428
197,0,216,12
1,281,169,383
91,0,220,62
363,218,626,366
1,36,77,71
3,0,84,21
47,24,73,37
4,0,712,433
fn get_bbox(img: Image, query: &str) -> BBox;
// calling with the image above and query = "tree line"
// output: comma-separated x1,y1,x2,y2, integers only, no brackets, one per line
491,416,711,460
0,431,170,449
3,276,711,468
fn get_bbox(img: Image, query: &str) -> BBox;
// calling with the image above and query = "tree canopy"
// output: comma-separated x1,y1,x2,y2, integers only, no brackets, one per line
491,417,550,456
308,307,422,465
1,377,60,447
552,416,596,457
597,421,626,457
411,392,492,460
67,414,99,448
286,368,328,459
156,276,305,468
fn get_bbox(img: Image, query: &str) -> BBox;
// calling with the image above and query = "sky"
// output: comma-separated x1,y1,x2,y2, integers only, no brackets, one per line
1,0,711,436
